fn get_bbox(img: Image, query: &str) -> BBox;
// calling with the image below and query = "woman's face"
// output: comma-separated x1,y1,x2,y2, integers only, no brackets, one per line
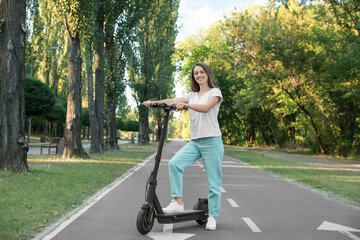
193,66,208,86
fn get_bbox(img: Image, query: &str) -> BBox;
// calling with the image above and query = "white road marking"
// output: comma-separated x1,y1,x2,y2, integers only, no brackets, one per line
222,161,237,164
222,165,256,168
147,224,194,240
222,184,263,187
317,221,360,240
221,187,226,193
243,217,262,232
163,224,173,233
227,198,239,208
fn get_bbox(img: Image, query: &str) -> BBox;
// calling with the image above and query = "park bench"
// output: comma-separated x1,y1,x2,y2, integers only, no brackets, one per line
40,137,61,155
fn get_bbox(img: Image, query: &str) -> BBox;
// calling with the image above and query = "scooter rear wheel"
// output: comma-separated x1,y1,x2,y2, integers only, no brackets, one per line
136,206,155,234
193,198,209,225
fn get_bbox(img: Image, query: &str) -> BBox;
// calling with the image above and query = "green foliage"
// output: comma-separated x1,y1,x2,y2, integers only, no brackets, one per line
177,0,360,157
116,117,139,132
25,77,56,117
127,0,179,103
81,108,89,127
43,100,66,124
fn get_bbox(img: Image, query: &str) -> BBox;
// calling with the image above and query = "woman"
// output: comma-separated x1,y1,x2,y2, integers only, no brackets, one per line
143,62,224,231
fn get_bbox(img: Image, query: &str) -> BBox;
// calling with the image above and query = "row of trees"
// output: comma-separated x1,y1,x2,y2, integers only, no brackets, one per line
175,0,359,157
0,0,180,171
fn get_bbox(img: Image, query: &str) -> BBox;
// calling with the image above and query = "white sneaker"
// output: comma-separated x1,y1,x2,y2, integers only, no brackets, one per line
205,217,216,231
162,199,184,214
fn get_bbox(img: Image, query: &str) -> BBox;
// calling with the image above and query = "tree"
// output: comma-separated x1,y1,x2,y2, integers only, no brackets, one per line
25,77,56,116
25,77,56,140
104,0,130,151
0,0,28,171
55,0,93,158
93,0,106,153
128,0,179,145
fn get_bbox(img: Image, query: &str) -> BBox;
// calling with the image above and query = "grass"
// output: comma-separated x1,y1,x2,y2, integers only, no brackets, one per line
0,143,160,240
224,145,360,204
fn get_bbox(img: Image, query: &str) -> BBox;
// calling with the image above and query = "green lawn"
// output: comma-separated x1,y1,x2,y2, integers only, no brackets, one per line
0,143,160,240
224,145,360,204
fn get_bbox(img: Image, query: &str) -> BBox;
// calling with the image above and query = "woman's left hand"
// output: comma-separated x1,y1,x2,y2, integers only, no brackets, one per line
176,103,188,110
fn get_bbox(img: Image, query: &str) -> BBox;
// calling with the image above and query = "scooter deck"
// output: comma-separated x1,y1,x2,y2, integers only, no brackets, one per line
156,210,205,224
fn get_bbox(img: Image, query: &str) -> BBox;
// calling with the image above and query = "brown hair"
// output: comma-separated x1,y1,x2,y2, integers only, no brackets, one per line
191,62,218,92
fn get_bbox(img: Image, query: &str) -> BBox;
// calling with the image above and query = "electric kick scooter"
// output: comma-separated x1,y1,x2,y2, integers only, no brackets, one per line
136,103,209,235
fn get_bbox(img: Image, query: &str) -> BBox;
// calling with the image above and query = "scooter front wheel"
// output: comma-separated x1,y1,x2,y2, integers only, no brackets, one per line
193,198,209,225
136,206,155,234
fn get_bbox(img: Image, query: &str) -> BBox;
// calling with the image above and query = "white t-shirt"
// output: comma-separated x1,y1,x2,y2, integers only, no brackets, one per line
183,88,223,140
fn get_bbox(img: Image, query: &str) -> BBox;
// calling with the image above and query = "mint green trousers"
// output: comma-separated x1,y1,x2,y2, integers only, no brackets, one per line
168,137,224,217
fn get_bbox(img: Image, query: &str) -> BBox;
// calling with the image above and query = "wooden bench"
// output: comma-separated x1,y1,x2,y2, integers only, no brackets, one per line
40,137,61,155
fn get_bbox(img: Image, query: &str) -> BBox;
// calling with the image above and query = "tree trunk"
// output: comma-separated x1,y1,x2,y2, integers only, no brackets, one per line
62,25,88,159
94,6,105,152
28,116,32,143
43,120,49,139
86,126,90,139
0,0,28,171
257,122,269,146
85,41,103,154
106,97,119,150
281,87,328,154
138,107,149,145
301,106,327,154
104,26,119,151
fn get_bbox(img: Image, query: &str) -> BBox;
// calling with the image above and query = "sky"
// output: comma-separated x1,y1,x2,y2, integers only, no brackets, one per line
176,0,268,42
126,0,268,107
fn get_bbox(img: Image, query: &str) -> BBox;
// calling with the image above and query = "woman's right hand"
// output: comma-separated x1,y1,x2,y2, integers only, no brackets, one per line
143,100,152,108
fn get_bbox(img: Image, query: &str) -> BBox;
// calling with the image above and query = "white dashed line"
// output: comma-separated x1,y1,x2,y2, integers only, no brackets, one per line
221,187,226,193
227,198,239,208
243,217,262,232
163,224,173,233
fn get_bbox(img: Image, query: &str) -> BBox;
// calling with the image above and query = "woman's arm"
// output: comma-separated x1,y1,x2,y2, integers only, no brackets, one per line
143,97,186,107
177,96,220,113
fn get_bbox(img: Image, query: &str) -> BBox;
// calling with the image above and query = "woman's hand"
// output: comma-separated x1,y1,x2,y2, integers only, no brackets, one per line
176,102,188,111
143,100,152,108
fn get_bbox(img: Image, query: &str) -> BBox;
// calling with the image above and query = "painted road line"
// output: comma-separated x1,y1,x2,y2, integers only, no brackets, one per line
317,221,360,240
163,224,173,233
147,223,195,240
221,187,226,193
222,161,237,164
222,165,256,168
243,217,262,233
227,198,239,208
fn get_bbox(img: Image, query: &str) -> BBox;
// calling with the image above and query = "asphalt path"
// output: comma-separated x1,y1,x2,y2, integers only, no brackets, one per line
35,140,360,240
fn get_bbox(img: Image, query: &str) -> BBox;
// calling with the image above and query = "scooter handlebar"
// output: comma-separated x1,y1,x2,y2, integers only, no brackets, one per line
141,103,188,110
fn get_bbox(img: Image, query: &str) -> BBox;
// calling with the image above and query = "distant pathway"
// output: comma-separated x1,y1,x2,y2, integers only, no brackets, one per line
27,141,129,155
236,147,360,171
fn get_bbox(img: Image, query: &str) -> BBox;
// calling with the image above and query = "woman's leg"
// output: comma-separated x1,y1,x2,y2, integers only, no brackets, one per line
168,141,201,199
200,137,224,218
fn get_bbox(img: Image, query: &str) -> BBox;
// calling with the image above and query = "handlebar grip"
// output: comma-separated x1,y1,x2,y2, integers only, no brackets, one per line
145,102,188,110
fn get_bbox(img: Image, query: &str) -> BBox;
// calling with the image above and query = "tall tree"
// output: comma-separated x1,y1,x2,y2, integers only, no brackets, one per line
128,0,179,145
104,0,128,151
0,0,28,171
56,0,92,158
94,0,106,153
